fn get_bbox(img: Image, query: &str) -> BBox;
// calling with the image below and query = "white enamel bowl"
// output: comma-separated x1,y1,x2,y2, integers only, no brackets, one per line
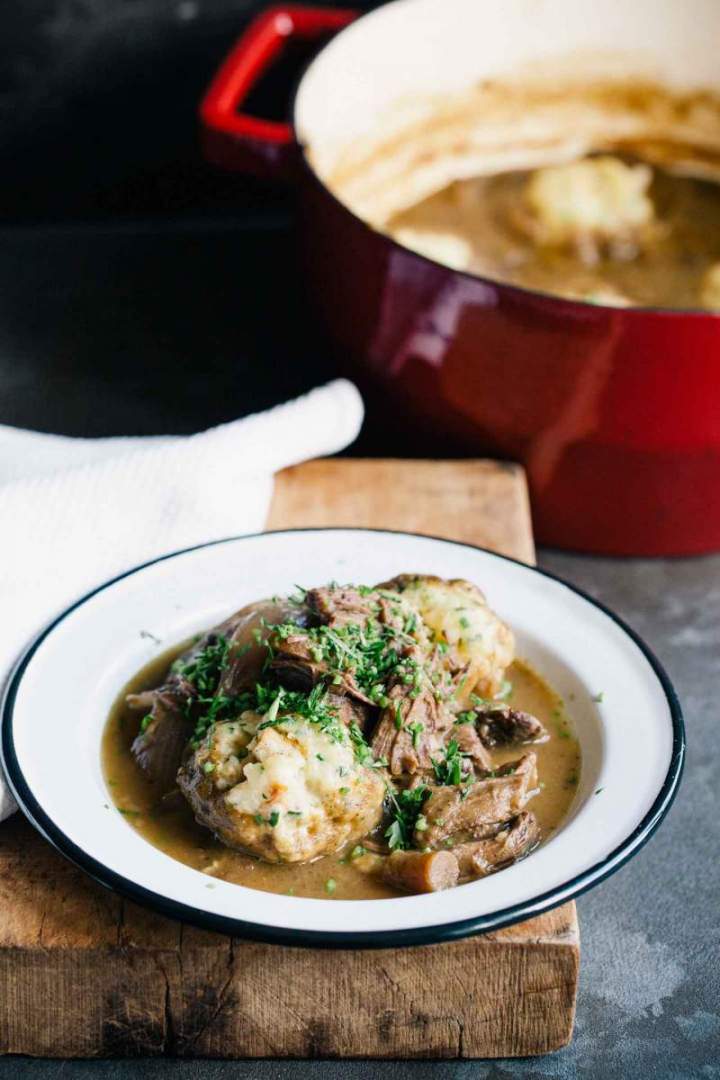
1,530,684,947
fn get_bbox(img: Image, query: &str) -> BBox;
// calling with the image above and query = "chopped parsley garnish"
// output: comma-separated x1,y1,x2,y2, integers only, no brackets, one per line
592,691,605,703
325,878,337,895
348,720,380,767
254,684,346,743
407,720,425,749
496,679,513,701
262,690,283,727
431,739,467,786
176,635,231,695
384,784,430,850
268,608,429,711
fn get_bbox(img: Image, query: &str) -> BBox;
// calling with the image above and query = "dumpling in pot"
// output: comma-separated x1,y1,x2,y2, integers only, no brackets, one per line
177,707,385,864
520,156,655,259
700,263,720,310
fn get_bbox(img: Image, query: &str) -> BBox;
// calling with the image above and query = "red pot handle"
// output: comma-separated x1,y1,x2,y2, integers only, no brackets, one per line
200,4,358,181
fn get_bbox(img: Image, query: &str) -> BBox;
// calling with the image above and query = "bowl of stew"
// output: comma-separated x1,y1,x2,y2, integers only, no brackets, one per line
200,0,720,556
1,529,684,946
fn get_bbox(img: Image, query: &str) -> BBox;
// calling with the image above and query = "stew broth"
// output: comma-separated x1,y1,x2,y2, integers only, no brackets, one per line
103,649,581,901
388,167,720,309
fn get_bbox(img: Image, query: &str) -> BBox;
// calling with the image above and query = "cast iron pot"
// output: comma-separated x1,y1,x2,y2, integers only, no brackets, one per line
200,0,720,556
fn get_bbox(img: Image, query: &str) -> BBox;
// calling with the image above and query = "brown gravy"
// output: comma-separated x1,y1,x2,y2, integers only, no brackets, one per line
388,167,720,309
103,650,581,901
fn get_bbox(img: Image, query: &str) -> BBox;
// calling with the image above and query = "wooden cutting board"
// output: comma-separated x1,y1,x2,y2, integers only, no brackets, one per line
0,458,578,1059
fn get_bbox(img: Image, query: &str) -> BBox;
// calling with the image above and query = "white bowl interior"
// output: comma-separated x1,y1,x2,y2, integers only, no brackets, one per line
295,0,720,173
6,531,675,937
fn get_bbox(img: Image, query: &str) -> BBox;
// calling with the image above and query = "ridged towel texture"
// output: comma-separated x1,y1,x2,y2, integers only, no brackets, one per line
0,379,364,821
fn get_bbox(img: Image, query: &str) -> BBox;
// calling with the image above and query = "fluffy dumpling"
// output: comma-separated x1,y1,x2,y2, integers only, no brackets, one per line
177,709,385,864
379,575,515,704
520,156,655,257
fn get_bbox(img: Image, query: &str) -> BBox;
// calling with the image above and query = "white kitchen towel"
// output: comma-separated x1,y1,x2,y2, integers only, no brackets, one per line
0,378,364,821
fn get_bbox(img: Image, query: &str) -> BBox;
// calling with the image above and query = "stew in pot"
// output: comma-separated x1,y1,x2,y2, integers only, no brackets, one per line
388,156,720,310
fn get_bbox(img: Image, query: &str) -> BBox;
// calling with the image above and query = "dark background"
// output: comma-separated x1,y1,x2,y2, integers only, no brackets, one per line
0,0,359,225
0,0,398,443
1,5,718,1079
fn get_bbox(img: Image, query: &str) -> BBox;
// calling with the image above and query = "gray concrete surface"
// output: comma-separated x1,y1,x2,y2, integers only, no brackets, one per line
2,550,717,1079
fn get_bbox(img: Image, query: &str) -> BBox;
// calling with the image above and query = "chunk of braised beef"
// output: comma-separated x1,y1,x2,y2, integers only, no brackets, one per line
218,599,310,697
326,691,374,733
417,753,538,848
475,704,548,748
125,689,156,713
269,632,376,704
450,722,493,771
306,585,380,628
307,583,423,635
267,632,324,689
129,683,195,792
370,683,453,776
454,811,541,878
128,606,253,791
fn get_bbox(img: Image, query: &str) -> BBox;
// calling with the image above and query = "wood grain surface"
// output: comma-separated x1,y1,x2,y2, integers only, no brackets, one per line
267,459,536,565
0,458,578,1059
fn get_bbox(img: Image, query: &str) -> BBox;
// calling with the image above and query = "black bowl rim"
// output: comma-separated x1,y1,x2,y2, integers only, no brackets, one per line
1,527,685,949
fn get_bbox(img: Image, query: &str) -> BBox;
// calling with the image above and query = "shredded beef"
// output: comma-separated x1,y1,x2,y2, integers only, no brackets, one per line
454,811,541,877
475,704,548,747
370,683,453,775
417,753,537,847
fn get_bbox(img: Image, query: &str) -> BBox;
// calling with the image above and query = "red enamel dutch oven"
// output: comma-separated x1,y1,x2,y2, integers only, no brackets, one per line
200,0,720,556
